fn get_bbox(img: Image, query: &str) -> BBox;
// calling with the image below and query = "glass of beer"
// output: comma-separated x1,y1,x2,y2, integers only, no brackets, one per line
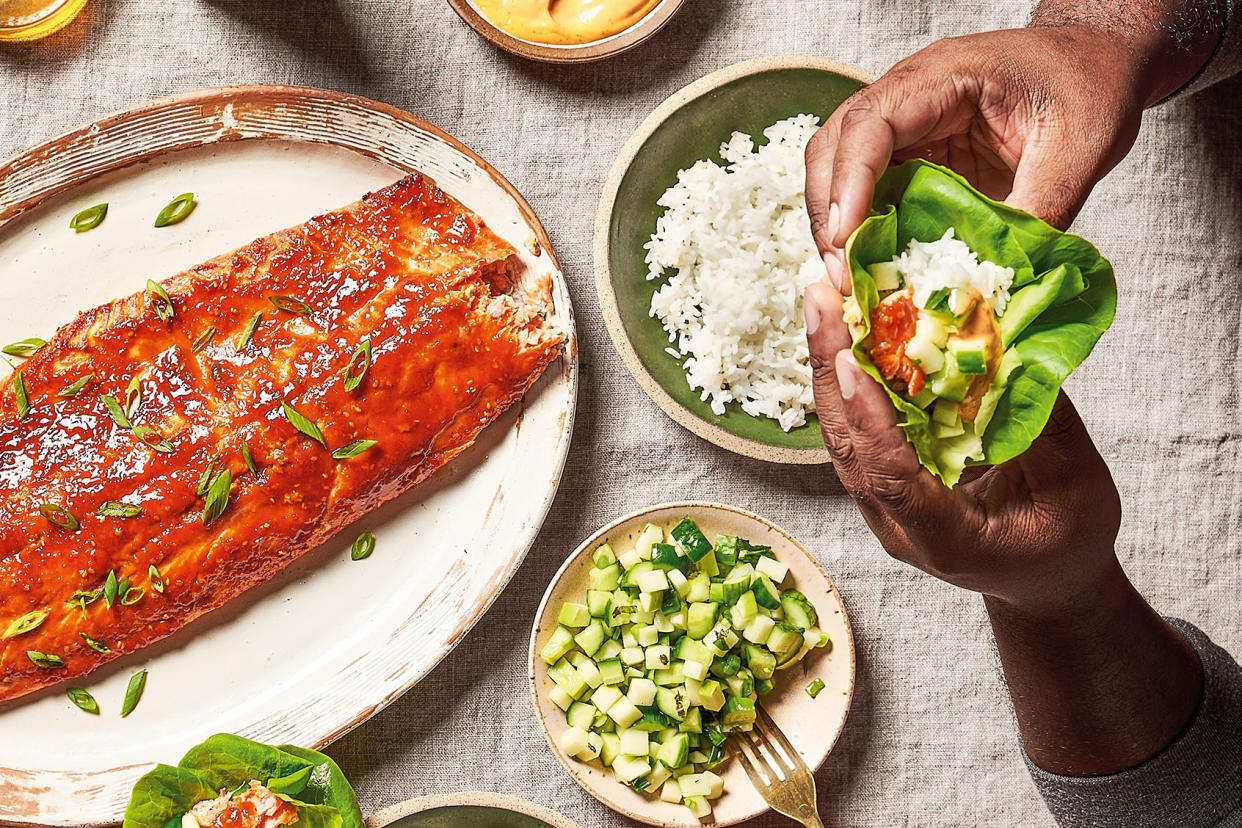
0,0,89,41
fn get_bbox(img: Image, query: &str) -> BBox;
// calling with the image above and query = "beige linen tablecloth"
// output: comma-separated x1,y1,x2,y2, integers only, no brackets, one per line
3,1,1240,825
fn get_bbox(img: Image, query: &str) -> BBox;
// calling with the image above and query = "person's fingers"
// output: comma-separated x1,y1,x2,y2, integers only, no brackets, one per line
804,115,842,256
826,94,895,251
834,351,965,535
804,281,863,485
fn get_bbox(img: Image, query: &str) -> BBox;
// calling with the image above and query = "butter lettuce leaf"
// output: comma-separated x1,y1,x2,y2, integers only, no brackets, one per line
846,160,1116,486
123,734,362,828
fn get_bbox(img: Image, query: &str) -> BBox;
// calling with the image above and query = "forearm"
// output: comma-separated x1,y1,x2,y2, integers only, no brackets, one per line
983,559,1202,776
1031,0,1227,104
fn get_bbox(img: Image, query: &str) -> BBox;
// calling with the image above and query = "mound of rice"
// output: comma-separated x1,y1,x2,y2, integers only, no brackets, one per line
645,114,823,432
894,228,1016,316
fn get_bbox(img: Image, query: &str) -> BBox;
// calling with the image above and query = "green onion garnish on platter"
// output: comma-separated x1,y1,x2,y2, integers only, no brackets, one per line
154,193,196,228
70,203,108,233
38,503,80,531
202,468,232,527
80,632,111,653
67,687,99,714
332,439,377,460
351,530,375,561
97,501,143,518
268,295,313,315
27,650,64,669
3,609,48,639
102,394,132,429
281,401,326,447
2,337,45,357
191,326,216,353
237,312,262,351
120,669,147,717
133,425,174,454
13,372,30,420
241,440,259,475
146,280,175,321
149,564,165,594
343,339,372,392
58,374,94,397
103,570,119,608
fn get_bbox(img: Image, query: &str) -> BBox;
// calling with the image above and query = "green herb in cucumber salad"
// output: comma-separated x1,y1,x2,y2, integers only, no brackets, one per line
842,160,1116,487
123,734,363,828
540,518,831,820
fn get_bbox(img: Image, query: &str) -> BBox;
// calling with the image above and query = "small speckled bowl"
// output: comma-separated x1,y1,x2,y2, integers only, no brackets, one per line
595,56,874,464
528,502,855,827
366,792,582,828
446,0,687,63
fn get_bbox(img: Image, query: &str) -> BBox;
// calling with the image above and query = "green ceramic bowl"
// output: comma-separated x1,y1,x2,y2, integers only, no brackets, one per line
368,793,581,828
595,57,872,464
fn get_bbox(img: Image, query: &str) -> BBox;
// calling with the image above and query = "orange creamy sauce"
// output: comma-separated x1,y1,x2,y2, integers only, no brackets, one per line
474,0,661,45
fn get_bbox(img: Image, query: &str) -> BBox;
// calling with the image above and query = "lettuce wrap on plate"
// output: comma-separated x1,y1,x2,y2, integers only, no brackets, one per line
123,734,364,828
842,160,1116,487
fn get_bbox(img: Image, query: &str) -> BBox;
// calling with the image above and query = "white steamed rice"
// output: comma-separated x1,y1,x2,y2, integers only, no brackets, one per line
894,228,1016,316
645,114,823,432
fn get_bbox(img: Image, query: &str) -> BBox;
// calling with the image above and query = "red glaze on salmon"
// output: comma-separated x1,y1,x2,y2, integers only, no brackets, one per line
867,294,925,395
0,174,562,701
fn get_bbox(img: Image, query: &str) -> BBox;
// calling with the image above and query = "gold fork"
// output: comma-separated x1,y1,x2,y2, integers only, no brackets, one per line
733,706,825,828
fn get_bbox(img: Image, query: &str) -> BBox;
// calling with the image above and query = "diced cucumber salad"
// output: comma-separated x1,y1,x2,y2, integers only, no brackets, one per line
539,518,831,820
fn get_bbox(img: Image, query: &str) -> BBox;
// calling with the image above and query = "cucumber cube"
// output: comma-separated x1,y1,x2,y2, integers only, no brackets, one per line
721,696,757,729
678,706,703,734
696,550,719,577
684,795,712,818
755,555,788,585
639,591,659,613
627,677,658,706
613,755,650,784
592,543,617,568
656,686,689,721
636,523,664,559
953,341,989,374
566,701,596,730
559,725,591,758
574,620,609,656
685,574,711,603
617,547,643,570
645,645,672,671
729,591,758,630
867,260,903,291
586,589,613,619
686,602,719,640
548,685,574,711
608,696,642,728
620,646,645,666
596,639,623,661
588,564,621,591
590,684,623,713
681,659,709,682
653,612,675,633
539,626,576,664
558,601,591,628
660,778,682,804
575,659,603,688
600,732,622,767
647,762,672,789
668,568,690,595
620,728,649,757
597,658,625,685
742,614,775,645
657,732,690,770
637,568,669,594
743,643,777,679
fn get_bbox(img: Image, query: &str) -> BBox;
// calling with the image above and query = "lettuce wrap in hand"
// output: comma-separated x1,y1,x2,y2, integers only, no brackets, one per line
123,734,364,828
842,160,1116,487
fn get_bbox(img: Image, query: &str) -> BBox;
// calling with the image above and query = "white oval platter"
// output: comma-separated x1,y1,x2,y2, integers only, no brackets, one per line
0,86,577,827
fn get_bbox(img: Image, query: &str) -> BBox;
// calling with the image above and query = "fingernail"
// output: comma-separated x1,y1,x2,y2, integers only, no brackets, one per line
803,288,821,336
835,350,857,399
827,202,840,243
824,252,845,291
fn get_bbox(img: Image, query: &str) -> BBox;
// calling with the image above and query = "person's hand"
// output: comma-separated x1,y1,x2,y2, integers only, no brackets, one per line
803,280,1121,611
804,25,1149,291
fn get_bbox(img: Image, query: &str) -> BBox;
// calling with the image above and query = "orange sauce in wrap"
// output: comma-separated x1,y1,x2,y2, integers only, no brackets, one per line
473,0,661,44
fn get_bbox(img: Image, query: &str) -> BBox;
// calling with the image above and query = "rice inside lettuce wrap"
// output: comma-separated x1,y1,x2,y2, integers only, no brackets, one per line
842,160,1116,487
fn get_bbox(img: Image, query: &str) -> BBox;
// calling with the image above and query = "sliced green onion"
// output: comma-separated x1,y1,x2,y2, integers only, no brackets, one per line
351,530,375,561
2,337,46,357
120,669,147,717
39,503,79,531
133,425,173,454
120,586,145,606
3,610,48,639
236,312,262,351
27,650,64,669
101,394,131,429
925,287,951,313
80,632,111,653
202,468,232,527
195,457,219,496
97,501,143,518
241,440,259,476
191,326,216,353
146,280,175,321
58,374,94,397
125,375,142,417
268,295,313,315
103,570,119,609
154,193,196,228
68,589,102,612
343,339,372,392
806,677,826,698
280,401,326,447
332,439,377,460
149,564,164,594
67,687,99,714
70,203,108,233
13,372,29,420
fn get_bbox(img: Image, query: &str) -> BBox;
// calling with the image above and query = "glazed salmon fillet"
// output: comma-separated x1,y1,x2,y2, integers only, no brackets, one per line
0,174,563,702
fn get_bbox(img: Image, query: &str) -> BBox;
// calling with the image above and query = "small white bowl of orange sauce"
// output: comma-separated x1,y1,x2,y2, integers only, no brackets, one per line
447,0,687,62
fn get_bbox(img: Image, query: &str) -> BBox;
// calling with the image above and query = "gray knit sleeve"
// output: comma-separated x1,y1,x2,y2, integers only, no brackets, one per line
1024,619,1242,828
1178,0,1242,96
